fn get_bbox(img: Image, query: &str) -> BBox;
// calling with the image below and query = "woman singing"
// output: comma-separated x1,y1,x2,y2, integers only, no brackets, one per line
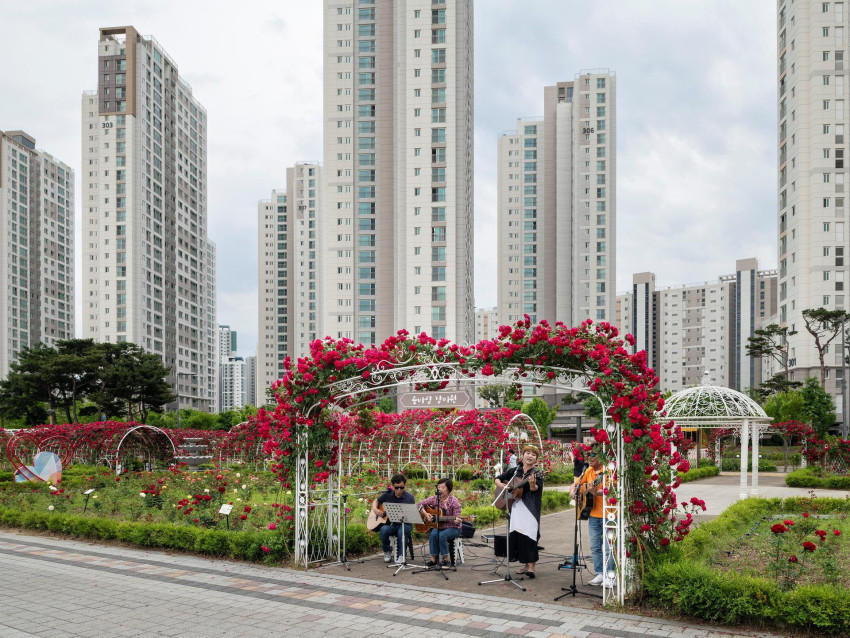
495,444,544,577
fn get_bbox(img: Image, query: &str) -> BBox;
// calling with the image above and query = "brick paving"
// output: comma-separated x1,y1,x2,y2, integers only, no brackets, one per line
0,530,787,638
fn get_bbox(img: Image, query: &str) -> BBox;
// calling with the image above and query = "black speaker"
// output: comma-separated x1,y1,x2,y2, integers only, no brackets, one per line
493,534,507,557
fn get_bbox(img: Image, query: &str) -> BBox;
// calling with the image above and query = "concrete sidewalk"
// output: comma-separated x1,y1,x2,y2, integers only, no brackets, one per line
0,530,787,638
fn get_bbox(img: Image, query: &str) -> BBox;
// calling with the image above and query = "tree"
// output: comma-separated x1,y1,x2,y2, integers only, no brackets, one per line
54,339,101,423
0,342,62,424
801,308,849,388
746,324,797,398
477,384,519,408
763,390,806,424
521,397,557,436
800,376,836,438
752,373,802,402
94,343,174,422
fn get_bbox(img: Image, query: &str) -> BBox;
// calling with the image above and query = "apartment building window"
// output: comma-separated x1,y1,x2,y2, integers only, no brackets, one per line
596,77,606,88
596,93,606,103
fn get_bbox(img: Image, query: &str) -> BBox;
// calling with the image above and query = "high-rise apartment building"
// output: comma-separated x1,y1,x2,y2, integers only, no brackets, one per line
82,26,216,412
498,72,616,328
257,190,287,402
256,162,323,401
474,306,499,342
321,0,474,346
244,355,257,407
776,1,848,403
616,259,777,392
0,130,75,379
218,325,244,411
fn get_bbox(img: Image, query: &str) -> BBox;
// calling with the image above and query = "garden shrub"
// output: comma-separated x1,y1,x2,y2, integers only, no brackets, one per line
779,585,850,634
786,468,850,490
721,459,778,472
677,465,719,483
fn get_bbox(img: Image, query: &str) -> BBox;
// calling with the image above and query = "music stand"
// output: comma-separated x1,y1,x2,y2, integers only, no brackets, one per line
478,469,525,591
382,502,423,576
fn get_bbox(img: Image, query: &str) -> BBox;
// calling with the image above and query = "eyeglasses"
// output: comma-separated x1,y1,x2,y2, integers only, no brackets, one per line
393,485,405,490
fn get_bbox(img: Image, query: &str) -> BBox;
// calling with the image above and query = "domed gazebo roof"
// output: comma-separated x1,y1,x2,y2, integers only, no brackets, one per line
660,375,769,427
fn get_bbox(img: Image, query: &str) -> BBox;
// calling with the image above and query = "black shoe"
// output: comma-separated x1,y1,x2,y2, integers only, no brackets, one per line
442,559,451,568
426,559,437,567
525,571,536,579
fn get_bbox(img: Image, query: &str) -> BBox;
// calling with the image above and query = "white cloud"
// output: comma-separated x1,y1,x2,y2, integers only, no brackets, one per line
0,1,777,353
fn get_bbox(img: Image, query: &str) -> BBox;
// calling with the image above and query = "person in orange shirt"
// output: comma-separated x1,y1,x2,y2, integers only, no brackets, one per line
576,452,615,588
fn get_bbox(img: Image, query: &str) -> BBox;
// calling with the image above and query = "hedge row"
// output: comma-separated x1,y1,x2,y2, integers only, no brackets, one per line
786,468,850,490
677,465,719,483
644,497,850,634
0,505,287,562
720,459,778,472
645,560,850,634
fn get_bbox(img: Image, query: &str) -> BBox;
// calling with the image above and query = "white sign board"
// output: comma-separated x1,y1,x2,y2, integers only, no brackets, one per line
84,489,96,495
398,389,472,410
219,504,233,515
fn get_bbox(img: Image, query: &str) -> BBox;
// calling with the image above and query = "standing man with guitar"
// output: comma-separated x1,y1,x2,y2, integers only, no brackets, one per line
416,477,462,567
371,474,415,563
495,444,544,578
576,453,614,587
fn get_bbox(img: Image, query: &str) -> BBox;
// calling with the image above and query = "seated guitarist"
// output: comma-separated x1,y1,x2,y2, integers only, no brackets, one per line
416,477,462,567
577,452,615,588
371,474,415,563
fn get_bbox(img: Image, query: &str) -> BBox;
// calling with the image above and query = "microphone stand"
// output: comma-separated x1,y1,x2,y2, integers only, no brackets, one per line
555,467,601,601
479,465,525,591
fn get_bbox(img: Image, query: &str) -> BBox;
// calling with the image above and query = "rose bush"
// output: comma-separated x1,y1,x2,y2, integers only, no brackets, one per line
254,316,700,563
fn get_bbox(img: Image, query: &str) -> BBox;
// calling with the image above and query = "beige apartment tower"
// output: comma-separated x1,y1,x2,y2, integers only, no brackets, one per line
0,130,75,380
498,72,616,329
776,1,850,402
322,0,474,347
82,27,216,411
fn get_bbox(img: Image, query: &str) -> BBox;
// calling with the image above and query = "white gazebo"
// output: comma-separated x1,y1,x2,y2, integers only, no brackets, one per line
661,376,772,499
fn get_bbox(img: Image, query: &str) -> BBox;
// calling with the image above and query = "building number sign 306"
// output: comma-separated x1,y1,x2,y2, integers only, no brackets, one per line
582,127,595,135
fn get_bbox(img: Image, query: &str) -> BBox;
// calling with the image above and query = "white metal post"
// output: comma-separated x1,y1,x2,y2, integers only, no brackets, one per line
739,419,749,500
751,424,760,497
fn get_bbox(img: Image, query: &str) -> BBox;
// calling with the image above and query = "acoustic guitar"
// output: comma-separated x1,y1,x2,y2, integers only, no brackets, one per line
414,505,475,533
366,503,387,532
493,468,543,511
578,472,604,520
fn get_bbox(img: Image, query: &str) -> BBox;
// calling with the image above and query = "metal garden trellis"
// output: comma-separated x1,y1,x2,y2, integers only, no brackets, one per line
298,357,627,605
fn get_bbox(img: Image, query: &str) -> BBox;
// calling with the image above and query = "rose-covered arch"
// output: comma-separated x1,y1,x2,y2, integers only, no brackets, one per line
257,317,696,603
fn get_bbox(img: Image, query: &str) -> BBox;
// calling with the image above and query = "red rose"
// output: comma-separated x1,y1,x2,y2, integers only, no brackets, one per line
834,529,842,536
803,541,817,552
788,555,798,563
771,523,787,534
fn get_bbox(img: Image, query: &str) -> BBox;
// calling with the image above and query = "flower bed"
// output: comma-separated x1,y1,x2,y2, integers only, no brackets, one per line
644,496,850,635
0,464,572,562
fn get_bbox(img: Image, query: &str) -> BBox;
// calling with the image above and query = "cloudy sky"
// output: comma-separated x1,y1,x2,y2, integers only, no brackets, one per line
0,1,776,356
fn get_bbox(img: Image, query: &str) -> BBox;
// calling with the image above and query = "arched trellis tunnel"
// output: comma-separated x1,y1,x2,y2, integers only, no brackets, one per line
335,407,550,480
259,321,695,605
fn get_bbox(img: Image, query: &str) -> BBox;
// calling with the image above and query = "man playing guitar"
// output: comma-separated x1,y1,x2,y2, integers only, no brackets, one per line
370,473,415,563
574,452,615,588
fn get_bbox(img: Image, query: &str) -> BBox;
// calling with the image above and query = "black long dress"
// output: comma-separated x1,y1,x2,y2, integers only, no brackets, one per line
496,465,544,564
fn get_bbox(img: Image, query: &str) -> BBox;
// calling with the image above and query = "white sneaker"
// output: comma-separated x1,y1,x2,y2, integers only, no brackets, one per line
588,574,604,586
602,577,616,588
394,554,405,564
383,551,392,563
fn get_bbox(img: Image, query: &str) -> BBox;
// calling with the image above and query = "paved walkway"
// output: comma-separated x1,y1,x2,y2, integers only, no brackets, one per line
0,530,786,638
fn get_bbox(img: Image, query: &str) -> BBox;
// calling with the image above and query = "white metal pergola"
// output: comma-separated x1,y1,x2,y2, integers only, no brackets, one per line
661,377,772,500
